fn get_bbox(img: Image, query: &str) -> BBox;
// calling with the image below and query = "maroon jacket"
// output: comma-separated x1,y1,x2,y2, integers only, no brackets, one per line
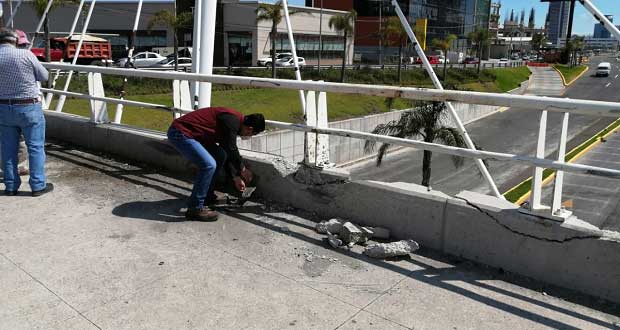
172,107,245,174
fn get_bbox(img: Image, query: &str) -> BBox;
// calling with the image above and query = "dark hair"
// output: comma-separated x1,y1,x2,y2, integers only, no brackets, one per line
0,28,18,45
243,113,265,134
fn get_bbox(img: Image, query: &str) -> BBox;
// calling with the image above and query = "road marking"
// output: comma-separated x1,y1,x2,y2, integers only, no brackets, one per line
605,82,612,88
564,182,620,193
616,74,619,79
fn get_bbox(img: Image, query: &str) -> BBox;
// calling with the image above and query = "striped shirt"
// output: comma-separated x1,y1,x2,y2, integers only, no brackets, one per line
0,44,49,100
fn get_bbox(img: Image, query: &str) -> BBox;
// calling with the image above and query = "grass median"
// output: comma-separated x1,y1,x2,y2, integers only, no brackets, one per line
552,64,588,85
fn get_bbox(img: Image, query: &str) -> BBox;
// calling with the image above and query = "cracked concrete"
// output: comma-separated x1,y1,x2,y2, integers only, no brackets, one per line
43,111,620,304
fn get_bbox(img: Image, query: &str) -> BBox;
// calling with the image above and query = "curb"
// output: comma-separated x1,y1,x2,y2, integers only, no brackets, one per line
552,64,589,86
507,119,620,205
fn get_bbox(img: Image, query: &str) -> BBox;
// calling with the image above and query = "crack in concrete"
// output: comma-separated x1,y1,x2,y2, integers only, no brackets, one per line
455,197,600,244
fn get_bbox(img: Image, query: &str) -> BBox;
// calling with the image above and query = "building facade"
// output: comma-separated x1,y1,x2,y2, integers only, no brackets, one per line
306,0,492,63
546,1,569,47
220,0,352,66
593,15,613,39
0,0,176,59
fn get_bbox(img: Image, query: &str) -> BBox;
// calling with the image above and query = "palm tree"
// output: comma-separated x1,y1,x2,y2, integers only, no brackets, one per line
364,101,467,187
148,10,193,71
570,36,584,66
329,10,356,83
32,0,78,62
385,16,411,84
530,32,547,59
431,34,457,82
467,28,490,74
255,2,301,79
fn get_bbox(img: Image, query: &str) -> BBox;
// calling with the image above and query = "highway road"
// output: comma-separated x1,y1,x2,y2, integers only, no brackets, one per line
347,56,619,229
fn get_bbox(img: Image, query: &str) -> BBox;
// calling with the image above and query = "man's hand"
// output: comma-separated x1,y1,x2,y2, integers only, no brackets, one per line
233,176,246,192
240,167,253,183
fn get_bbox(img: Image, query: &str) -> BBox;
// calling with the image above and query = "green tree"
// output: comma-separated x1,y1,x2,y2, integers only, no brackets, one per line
256,2,301,79
467,28,490,74
148,9,193,71
385,16,411,84
570,36,584,66
32,0,78,62
329,10,356,83
364,101,467,187
431,34,457,82
530,32,547,59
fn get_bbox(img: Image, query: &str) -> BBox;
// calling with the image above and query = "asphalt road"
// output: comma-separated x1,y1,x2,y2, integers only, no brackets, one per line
347,57,618,228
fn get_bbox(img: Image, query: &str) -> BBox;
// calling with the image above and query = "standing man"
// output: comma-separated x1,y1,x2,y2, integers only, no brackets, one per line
167,107,265,221
0,29,52,197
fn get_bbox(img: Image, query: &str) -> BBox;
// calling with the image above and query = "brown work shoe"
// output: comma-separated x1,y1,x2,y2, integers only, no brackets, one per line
185,207,219,221
18,167,29,176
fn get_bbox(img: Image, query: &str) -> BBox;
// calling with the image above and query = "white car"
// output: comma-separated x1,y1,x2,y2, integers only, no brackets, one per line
438,55,449,64
149,57,193,69
499,58,509,63
257,52,292,67
276,57,306,67
116,51,166,68
596,62,611,77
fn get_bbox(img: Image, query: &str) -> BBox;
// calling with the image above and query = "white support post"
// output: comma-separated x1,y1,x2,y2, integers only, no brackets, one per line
530,110,548,210
45,0,86,106
551,112,572,219
281,0,307,114
190,0,202,109
55,0,96,113
579,0,620,42
114,0,143,124
197,0,217,108
6,0,22,28
390,0,502,198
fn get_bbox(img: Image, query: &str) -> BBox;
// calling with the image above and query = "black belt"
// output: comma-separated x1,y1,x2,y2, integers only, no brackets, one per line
0,98,39,105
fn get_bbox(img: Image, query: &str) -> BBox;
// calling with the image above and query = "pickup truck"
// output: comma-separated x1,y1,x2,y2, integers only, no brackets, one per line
31,34,112,65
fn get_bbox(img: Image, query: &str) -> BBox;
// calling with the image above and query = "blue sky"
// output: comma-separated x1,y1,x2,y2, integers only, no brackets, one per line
485,0,617,35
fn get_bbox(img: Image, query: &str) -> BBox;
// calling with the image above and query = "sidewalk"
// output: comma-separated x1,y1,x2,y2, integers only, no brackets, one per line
1,143,619,330
526,66,565,96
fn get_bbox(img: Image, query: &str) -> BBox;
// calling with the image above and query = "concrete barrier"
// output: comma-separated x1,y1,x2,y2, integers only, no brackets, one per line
44,110,620,304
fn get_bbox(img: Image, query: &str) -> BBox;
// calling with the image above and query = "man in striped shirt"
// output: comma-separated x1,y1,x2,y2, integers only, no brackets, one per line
0,29,53,197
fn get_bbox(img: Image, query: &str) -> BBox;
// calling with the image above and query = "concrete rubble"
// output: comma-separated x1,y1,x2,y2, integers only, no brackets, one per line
363,240,420,259
315,219,417,259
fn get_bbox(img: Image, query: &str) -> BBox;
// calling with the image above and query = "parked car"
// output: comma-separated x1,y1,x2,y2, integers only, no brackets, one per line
415,55,441,64
499,58,509,63
438,55,449,64
149,57,192,69
616,56,620,62
510,54,520,60
116,51,166,68
31,34,112,65
257,52,292,67
522,55,530,61
463,57,480,64
596,62,611,77
276,56,306,67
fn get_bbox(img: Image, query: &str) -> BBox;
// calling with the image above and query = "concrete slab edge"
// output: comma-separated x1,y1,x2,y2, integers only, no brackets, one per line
44,111,620,304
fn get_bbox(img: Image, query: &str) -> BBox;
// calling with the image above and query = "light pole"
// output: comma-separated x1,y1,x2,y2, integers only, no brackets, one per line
318,0,322,72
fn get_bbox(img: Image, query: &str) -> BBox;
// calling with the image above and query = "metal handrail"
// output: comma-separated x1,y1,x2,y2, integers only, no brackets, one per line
42,63,620,118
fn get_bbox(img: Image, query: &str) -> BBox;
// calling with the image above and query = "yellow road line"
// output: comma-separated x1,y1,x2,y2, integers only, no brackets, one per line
509,120,620,205
552,65,589,86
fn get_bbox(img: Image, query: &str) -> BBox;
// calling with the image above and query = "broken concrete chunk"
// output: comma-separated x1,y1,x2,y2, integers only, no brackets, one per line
340,222,364,244
316,218,343,234
360,227,374,243
368,227,390,240
363,240,420,259
327,232,343,248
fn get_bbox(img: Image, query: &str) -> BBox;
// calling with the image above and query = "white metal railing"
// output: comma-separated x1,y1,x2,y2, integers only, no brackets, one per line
39,64,620,216
42,63,620,118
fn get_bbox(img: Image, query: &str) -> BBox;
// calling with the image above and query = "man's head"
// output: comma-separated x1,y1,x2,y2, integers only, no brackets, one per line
240,113,266,138
0,28,18,46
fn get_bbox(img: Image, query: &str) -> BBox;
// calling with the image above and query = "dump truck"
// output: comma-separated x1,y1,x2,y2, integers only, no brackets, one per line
31,34,112,65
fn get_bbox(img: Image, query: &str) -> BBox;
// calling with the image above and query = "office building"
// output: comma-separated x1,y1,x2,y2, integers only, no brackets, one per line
546,1,569,47
593,15,613,39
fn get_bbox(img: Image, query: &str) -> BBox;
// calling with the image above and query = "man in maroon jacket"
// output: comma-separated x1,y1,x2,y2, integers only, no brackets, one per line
167,107,265,221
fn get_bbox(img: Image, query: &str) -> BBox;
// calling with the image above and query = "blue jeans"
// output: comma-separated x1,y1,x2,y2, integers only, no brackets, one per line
167,126,227,208
0,103,46,192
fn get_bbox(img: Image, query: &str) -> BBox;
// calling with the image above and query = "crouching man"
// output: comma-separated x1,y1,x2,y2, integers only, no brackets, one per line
167,107,265,221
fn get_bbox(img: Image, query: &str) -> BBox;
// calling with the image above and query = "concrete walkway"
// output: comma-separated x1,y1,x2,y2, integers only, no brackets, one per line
526,66,565,96
1,143,619,330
